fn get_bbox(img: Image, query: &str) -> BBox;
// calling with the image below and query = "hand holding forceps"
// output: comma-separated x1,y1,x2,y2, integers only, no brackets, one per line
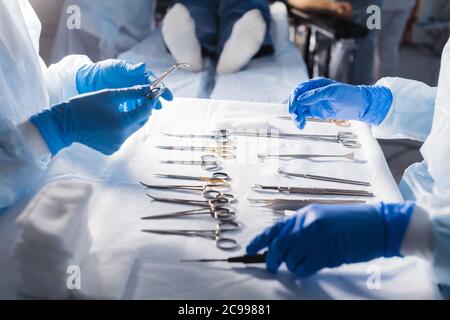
146,63,190,99
161,155,223,172
142,221,240,251
157,145,236,159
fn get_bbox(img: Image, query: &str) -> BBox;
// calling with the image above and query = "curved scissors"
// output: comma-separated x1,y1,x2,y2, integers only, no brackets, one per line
160,155,223,172
157,145,236,159
141,206,236,222
154,172,231,187
146,63,190,99
142,221,240,251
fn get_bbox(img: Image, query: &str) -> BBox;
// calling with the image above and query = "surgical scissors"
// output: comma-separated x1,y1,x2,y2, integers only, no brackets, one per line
146,63,191,99
146,193,235,207
258,152,355,161
278,169,371,187
141,182,233,199
160,155,223,172
231,130,360,149
142,221,240,251
253,185,374,197
157,145,236,159
154,172,231,185
161,129,232,145
141,206,236,222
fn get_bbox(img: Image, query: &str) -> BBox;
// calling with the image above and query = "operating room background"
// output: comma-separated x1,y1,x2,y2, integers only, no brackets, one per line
30,0,448,183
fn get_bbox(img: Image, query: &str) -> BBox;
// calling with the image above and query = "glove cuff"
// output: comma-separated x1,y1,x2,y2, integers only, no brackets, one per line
76,64,94,95
375,201,416,258
30,105,72,156
360,85,393,126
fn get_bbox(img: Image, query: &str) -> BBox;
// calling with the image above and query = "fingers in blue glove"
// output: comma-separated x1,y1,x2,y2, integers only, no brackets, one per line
246,219,287,255
288,77,336,114
266,218,297,273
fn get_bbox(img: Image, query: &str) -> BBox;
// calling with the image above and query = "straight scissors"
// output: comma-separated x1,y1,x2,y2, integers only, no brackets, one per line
160,155,223,172
278,116,351,127
146,63,190,99
142,221,240,251
258,152,355,161
141,206,236,222
157,145,236,159
154,172,231,186
141,183,233,199
161,130,232,145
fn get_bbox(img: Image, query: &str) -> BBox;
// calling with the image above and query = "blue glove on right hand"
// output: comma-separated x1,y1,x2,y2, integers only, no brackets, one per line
31,85,172,156
288,78,393,129
247,202,414,278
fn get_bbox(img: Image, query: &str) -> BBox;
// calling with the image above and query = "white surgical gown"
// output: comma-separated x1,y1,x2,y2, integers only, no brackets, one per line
373,38,450,290
0,0,91,210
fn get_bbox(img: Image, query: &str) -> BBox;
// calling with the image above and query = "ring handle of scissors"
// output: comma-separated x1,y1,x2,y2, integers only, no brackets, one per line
214,148,236,159
212,208,237,222
201,155,222,172
211,172,231,181
340,140,361,149
146,84,165,100
205,179,229,188
215,237,240,251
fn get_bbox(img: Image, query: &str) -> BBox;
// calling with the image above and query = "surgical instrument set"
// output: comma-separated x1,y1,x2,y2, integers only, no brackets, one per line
147,63,191,99
157,145,236,159
160,155,223,172
181,252,268,264
142,221,240,250
278,169,371,187
253,185,374,197
258,152,355,161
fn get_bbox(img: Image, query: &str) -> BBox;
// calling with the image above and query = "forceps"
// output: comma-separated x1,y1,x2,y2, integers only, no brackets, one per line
146,63,190,99
248,198,366,210
142,221,240,251
146,193,235,207
253,185,374,197
162,130,232,145
278,169,371,187
157,145,236,159
155,172,231,186
258,152,355,161
278,116,351,127
141,206,236,222
160,155,223,172
232,131,360,149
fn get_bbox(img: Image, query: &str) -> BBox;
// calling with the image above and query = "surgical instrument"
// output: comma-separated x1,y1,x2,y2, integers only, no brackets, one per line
253,185,374,197
142,221,240,251
278,169,371,187
160,155,223,172
231,130,360,148
258,152,355,161
157,145,236,159
146,194,235,208
140,181,230,191
147,63,190,99
161,130,232,145
141,183,233,200
154,172,231,184
248,198,366,210
278,116,351,127
141,206,236,222
181,252,267,264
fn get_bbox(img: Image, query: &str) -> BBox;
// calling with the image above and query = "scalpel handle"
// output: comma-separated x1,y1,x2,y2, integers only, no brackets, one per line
228,252,268,264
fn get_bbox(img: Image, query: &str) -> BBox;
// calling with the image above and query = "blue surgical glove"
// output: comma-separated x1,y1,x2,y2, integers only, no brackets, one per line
30,85,171,156
247,202,415,278
76,60,173,110
288,77,393,129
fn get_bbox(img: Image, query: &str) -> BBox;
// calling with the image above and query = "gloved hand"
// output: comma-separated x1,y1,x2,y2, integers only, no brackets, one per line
30,85,172,156
247,202,415,278
288,77,393,129
76,60,173,109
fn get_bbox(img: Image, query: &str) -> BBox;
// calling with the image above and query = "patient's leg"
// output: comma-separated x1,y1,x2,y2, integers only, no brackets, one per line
217,0,273,74
161,3,203,72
